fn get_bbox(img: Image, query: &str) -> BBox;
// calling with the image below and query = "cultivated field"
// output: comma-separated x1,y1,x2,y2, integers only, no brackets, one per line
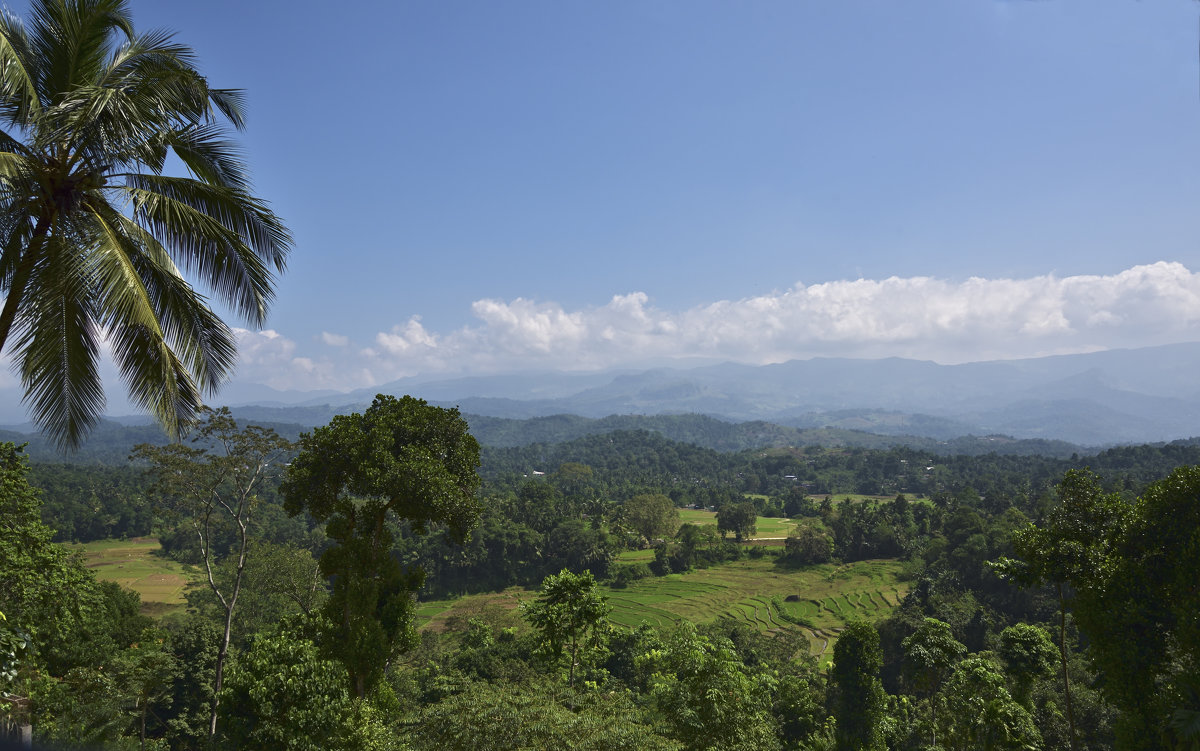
66,538,201,618
604,557,907,659
415,557,908,661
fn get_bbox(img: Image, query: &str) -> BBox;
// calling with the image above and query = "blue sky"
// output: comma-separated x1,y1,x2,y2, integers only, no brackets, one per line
5,0,1200,409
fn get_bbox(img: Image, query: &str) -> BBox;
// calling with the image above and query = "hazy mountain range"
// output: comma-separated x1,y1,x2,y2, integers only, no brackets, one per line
5,342,1200,449
217,342,1200,446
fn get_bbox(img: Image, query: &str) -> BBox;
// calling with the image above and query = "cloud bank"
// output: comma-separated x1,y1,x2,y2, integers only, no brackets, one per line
232,262,1200,391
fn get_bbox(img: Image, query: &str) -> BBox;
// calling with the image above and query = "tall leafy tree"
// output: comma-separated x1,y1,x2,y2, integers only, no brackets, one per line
280,394,482,699
716,501,757,543
999,470,1127,750
639,622,780,751
997,624,1057,709
902,617,966,747
936,656,1042,751
0,0,290,448
219,619,388,751
0,442,104,672
623,493,680,542
829,620,886,751
1063,466,1200,749
521,569,610,690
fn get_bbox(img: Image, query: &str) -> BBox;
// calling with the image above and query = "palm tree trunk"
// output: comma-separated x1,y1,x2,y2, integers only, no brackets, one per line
0,216,52,355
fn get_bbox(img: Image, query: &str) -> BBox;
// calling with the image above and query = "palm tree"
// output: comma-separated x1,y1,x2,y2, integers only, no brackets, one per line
0,0,290,449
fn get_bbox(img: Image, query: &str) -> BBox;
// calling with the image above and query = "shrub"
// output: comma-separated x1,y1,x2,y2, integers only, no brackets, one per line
610,563,653,588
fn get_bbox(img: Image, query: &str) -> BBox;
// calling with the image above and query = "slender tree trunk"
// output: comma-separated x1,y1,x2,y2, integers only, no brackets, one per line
207,514,250,740
568,634,578,689
1058,583,1078,751
192,515,223,745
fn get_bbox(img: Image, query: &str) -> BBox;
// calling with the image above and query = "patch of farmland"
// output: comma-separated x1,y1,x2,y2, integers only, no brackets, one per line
604,558,908,658
411,558,908,661
415,588,526,632
65,538,201,618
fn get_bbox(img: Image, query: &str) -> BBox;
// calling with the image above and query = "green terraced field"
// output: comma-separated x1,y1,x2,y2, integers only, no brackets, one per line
66,538,202,618
416,557,909,663
603,558,908,660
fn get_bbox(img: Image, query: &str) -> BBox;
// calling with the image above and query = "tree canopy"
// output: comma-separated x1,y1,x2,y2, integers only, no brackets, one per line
280,395,482,698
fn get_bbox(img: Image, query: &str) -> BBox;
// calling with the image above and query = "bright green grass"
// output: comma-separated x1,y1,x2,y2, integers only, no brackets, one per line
616,548,657,563
676,508,797,538
65,538,202,618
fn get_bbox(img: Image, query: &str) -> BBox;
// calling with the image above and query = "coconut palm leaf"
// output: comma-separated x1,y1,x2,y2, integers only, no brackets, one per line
0,0,290,448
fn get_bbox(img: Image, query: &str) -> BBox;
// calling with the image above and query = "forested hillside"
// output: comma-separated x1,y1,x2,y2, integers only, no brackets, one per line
5,406,1200,749
0,409,1097,466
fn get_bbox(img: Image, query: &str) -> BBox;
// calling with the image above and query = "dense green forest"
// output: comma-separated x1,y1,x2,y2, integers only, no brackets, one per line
24,419,1200,545
3,397,1200,749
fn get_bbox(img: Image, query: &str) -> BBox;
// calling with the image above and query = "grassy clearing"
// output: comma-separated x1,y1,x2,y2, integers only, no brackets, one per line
677,508,796,538
65,538,201,618
616,511,796,563
617,548,657,563
415,588,528,633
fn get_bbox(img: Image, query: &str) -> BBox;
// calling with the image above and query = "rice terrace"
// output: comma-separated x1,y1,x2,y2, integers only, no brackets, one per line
416,557,908,661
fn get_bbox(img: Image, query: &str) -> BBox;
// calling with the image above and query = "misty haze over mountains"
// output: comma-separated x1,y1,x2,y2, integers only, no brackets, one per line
4,342,1200,447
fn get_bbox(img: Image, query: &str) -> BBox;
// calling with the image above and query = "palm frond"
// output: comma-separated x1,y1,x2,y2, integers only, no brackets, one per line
105,27,195,79
158,123,250,190
29,0,134,107
0,9,42,122
0,209,33,290
0,149,36,183
90,199,238,394
107,315,203,442
125,174,290,325
207,88,246,130
0,127,29,154
12,229,105,450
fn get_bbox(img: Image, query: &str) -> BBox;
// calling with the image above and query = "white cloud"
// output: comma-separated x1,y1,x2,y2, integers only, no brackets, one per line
216,261,1200,391
4,261,1199,399
231,328,344,391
